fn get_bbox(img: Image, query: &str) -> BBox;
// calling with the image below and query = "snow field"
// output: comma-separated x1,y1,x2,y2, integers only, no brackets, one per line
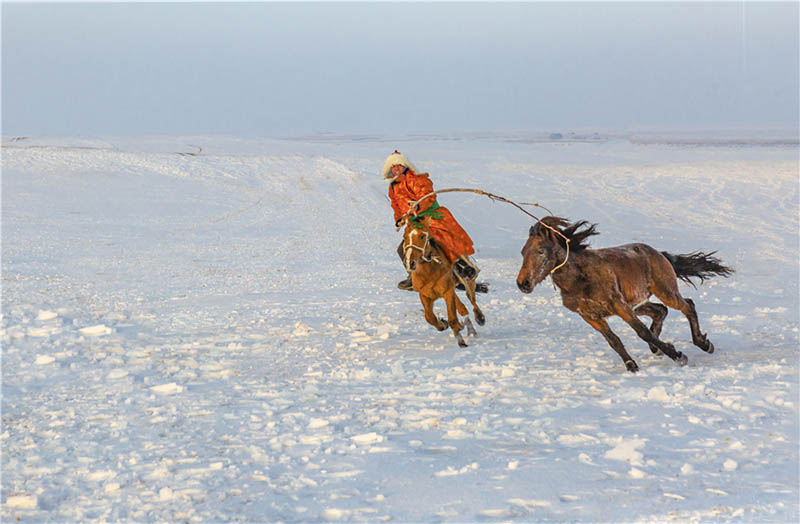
2,135,798,522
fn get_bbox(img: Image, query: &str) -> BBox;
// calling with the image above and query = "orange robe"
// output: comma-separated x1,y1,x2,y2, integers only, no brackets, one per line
389,170,475,263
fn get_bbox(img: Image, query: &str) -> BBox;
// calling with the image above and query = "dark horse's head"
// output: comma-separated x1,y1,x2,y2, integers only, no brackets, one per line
516,216,598,293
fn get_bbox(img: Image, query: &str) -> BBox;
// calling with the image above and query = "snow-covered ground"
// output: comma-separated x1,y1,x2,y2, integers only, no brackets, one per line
2,133,798,522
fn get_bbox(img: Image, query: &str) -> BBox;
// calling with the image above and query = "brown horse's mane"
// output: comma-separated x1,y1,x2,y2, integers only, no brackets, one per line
529,216,599,252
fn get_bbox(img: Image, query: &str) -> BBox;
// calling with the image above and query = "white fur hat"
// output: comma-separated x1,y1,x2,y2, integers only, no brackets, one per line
382,150,418,180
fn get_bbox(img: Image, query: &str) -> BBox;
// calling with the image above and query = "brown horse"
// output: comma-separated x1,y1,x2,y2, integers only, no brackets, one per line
402,216,484,347
516,216,733,372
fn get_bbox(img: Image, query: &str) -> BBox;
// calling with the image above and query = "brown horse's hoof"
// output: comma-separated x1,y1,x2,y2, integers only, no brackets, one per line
475,311,486,326
458,339,468,348
625,360,639,373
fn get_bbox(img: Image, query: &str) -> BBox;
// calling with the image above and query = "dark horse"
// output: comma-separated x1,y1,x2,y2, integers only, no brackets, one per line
516,216,733,372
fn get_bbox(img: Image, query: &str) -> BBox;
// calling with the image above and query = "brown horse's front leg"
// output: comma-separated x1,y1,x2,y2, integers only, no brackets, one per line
616,304,688,366
419,294,447,331
581,315,639,372
444,288,467,347
456,273,485,326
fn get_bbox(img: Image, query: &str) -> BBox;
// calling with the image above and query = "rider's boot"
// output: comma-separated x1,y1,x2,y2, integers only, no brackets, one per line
397,273,414,291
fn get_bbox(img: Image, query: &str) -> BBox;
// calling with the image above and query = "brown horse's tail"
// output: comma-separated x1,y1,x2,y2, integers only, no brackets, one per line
661,251,734,288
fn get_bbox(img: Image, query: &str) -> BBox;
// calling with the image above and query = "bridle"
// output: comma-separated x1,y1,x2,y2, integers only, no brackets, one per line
403,227,440,271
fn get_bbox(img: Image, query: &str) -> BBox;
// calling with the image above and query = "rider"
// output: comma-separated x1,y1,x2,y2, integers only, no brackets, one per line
383,150,479,290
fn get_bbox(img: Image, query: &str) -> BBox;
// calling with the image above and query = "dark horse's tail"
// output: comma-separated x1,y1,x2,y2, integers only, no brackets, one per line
661,251,734,288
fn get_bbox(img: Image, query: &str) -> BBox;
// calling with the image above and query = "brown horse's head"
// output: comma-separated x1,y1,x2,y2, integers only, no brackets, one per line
516,216,598,293
402,217,435,273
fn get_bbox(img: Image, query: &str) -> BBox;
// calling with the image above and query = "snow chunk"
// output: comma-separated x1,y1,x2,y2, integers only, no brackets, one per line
629,467,647,478
442,429,470,440
350,368,374,380
646,386,671,402
87,470,116,481
292,322,312,337
604,437,646,466
322,508,349,521
723,459,738,471
37,310,58,321
308,417,329,429
107,369,129,380
755,306,787,314
558,433,598,447
79,324,113,336
150,382,184,395
508,498,551,509
321,508,376,521
6,493,37,509
435,463,479,477
350,432,384,445
28,326,60,337
35,354,55,365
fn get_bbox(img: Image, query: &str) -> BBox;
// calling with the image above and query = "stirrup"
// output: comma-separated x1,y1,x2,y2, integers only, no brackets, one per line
453,270,475,290
455,256,479,279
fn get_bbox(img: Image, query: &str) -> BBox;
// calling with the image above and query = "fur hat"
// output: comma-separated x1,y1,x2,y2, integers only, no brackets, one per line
382,150,418,180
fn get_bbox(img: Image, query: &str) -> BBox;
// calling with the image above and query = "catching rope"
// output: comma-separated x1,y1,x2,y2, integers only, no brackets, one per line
397,188,571,274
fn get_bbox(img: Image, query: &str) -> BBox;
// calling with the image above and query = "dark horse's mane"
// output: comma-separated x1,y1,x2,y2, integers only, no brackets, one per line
529,216,599,252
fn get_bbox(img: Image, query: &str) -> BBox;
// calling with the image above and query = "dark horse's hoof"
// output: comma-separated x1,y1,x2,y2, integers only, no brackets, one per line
625,360,639,373
704,340,715,354
676,352,688,366
458,339,468,348
475,311,486,326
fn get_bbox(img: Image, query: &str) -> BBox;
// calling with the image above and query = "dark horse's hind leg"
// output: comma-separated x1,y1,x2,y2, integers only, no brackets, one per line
581,315,640,372
615,304,688,366
634,302,668,355
669,297,714,353
651,282,715,354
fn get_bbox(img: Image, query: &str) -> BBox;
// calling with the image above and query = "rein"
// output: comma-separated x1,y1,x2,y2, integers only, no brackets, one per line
403,229,441,268
397,187,571,274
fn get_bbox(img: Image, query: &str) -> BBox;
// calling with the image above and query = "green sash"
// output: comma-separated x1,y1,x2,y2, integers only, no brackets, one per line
410,200,444,229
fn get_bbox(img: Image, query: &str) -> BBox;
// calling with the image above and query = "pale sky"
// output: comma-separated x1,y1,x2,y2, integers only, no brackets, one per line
2,2,798,136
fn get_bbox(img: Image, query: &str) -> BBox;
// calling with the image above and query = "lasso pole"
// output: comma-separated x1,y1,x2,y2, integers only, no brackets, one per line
397,187,571,274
